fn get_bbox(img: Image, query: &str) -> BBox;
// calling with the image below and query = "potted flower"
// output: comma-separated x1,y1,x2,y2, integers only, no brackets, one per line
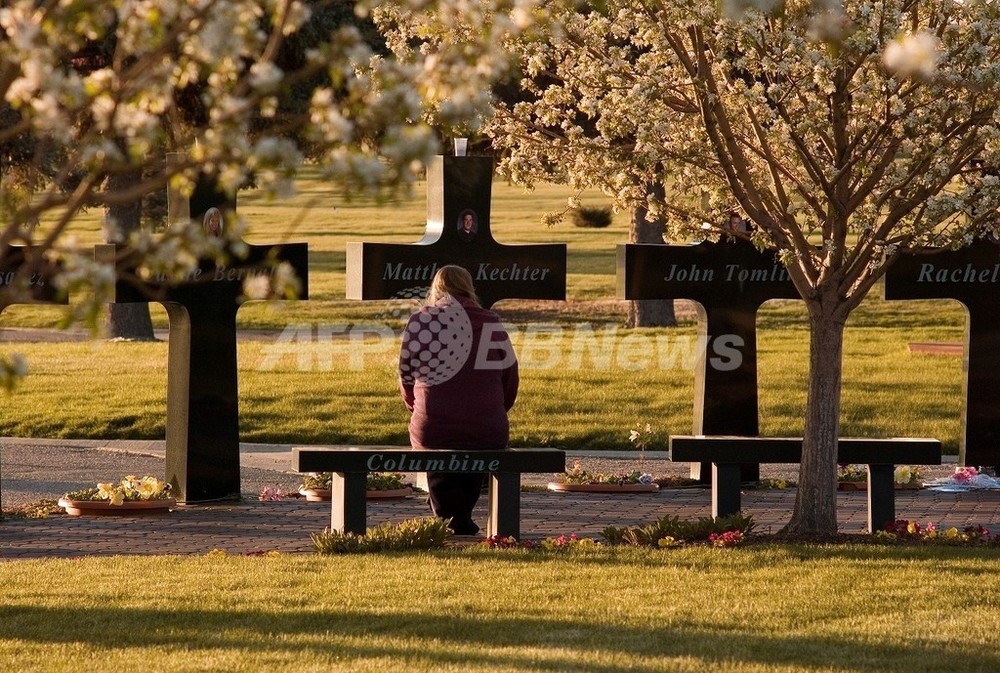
58,475,175,516
549,424,663,493
547,460,659,493
299,472,413,502
837,464,867,491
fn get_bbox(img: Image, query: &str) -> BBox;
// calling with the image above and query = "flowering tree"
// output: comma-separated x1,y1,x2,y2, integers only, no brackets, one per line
0,0,526,384
380,0,1000,533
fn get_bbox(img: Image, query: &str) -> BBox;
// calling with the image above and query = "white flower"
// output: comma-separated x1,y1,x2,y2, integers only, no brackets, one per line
883,32,941,79
243,274,271,300
894,466,912,485
249,62,284,94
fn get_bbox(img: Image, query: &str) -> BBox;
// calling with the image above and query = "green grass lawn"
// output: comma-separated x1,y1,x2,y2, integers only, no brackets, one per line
0,170,971,451
2,546,999,672
0,304,965,451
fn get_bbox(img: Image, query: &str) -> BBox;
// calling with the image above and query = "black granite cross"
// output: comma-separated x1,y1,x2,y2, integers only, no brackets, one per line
95,191,308,502
0,244,65,511
884,238,1000,469
617,239,800,480
0,244,64,311
346,155,567,309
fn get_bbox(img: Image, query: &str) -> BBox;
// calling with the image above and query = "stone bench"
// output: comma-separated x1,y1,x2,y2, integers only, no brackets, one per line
292,446,565,539
668,436,942,532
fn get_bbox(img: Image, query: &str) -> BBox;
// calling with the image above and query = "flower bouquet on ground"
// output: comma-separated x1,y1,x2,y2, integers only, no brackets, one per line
58,475,175,516
837,464,867,490
925,466,1000,492
893,465,924,490
547,460,659,493
299,472,414,502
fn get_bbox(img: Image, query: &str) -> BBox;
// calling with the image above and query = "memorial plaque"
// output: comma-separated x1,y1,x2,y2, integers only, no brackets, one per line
618,239,800,480
884,238,1000,469
95,195,309,502
346,155,566,309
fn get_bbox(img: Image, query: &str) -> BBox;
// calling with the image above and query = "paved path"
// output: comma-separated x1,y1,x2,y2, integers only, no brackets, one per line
3,437,998,560
4,489,1000,559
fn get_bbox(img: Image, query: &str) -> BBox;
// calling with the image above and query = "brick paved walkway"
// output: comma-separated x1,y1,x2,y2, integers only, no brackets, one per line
4,488,1000,560
4,437,998,560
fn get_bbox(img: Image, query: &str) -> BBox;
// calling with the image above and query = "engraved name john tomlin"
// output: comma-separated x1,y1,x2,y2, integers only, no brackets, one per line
663,263,790,283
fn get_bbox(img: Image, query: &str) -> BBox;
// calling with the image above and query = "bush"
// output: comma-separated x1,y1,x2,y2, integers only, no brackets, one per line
311,517,450,554
601,513,755,547
571,206,614,228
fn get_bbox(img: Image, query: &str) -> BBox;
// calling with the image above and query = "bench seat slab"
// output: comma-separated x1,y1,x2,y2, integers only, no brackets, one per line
670,436,942,533
292,447,565,538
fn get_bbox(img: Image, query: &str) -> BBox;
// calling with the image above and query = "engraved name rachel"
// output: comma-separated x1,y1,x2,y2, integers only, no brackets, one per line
916,262,1000,283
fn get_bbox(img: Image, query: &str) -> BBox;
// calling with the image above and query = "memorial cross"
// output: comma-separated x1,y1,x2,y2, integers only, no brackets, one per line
0,244,63,310
95,186,308,502
0,244,65,513
617,238,800,480
884,238,1000,469
346,155,567,309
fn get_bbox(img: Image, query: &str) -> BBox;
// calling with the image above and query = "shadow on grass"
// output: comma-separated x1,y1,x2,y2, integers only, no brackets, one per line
1,602,996,672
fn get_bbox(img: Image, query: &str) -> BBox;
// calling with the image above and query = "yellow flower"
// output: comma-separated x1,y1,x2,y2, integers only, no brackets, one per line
96,483,116,500
137,480,156,500
657,536,676,548
945,528,959,539
108,489,124,506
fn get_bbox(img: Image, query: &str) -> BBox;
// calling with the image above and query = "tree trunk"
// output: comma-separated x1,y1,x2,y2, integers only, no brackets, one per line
626,297,676,328
104,169,155,341
626,182,676,328
784,299,846,535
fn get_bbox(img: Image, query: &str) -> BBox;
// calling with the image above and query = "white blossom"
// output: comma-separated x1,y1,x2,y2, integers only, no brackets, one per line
883,31,941,79
243,274,271,300
249,62,284,93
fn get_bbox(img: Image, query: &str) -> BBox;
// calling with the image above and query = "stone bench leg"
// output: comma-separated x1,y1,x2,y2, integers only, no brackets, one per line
331,471,368,534
866,464,895,533
712,463,743,519
487,473,520,539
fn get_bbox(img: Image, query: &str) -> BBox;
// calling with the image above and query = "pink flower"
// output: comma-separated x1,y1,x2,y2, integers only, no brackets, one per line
709,530,744,548
953,467,980,484
258,486,286,501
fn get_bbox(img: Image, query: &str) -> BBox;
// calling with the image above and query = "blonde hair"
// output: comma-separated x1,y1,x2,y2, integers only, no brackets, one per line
427,265,479,306
203,207,223,236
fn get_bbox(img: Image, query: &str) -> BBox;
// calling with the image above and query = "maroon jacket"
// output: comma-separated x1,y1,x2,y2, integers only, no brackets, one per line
399,297,518,450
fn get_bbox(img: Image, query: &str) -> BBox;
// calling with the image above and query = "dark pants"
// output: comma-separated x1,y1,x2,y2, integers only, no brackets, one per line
427,472,486,533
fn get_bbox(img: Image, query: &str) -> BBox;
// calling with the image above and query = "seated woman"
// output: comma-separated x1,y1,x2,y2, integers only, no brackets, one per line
398,265,519,535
